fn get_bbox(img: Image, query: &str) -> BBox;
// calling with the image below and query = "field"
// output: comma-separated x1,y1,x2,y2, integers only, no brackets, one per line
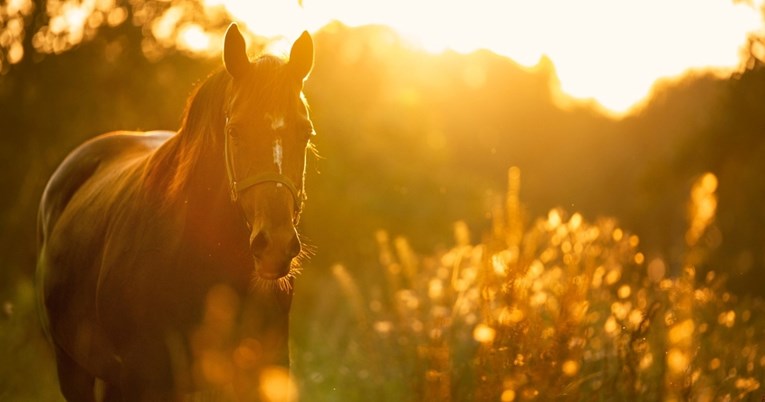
290,169,764,401
2,169,764,401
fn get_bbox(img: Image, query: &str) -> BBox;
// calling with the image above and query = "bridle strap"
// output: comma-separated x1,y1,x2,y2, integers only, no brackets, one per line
224,119,303,219
233,172,302,210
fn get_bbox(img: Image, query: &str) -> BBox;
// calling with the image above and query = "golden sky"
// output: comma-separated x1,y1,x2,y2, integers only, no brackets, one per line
198,0,764,116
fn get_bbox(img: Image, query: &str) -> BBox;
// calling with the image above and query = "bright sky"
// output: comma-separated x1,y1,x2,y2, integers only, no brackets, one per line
202,0,765,116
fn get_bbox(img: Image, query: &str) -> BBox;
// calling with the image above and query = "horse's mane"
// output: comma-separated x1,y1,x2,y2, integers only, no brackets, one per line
143,55,294,203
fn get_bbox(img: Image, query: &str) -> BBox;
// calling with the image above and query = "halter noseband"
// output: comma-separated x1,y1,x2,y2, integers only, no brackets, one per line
224,117,303,222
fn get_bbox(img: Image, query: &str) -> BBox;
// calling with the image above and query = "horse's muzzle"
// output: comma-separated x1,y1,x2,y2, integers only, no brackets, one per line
250,227,301,280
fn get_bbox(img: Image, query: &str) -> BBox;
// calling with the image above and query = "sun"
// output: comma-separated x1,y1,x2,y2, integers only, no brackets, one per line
201,0,764,117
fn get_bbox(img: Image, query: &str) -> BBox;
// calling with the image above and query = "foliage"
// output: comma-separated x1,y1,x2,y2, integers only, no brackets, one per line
3,167,764,400
0,278,60,401
0,0,231,73
297,169,764,401
301,24,765,296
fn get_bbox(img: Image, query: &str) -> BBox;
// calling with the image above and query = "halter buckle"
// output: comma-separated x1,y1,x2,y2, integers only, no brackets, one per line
230,182,239,202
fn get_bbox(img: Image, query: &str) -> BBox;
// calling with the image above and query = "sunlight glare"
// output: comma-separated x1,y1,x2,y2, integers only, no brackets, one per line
205,0,765,116
562,360,580,376
501,389,516,402
178,23,211,52
259,366,298,402
667,348,689,374
473,323,497,344
207,0,310,39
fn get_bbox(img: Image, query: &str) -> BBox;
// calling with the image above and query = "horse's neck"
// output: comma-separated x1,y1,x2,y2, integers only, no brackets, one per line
146,128,239,233
180,144,253,287
183,141,238,227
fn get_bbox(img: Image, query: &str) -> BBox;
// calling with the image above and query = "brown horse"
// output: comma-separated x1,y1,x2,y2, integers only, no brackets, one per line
36,23,314,401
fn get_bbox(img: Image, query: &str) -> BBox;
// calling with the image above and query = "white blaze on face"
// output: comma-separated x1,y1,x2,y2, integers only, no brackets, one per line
273,137,283,175
266,113,286,177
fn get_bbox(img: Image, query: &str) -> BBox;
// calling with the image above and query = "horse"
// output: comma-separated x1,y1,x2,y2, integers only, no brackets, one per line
36,23,315,401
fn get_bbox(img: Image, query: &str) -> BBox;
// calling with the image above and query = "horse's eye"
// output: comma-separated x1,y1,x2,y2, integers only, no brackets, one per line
227,126,239,137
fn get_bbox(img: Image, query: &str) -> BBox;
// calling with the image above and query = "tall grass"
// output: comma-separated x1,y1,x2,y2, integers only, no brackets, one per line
323,167,764,401
3,167,763,401
0,277,61,401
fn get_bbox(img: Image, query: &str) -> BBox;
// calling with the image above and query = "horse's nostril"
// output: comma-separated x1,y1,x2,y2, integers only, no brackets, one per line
250,231,269,256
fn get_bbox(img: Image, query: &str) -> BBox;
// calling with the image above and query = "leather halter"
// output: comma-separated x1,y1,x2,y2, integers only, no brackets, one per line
224,118,303,223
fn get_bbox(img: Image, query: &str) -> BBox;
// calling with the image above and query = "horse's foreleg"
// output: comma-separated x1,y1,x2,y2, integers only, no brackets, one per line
54,343,97,402
100,382,123,402
119,387,185,402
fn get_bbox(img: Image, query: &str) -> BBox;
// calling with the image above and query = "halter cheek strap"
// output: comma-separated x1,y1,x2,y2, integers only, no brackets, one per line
224,118,304,219
231,171,302,208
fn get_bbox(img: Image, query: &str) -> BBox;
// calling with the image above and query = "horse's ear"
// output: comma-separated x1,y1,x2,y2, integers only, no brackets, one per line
288,31,314,81
223,23,249,79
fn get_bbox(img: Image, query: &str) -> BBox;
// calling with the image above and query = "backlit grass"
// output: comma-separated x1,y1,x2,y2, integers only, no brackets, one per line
298,168,764,401
3,168,763,401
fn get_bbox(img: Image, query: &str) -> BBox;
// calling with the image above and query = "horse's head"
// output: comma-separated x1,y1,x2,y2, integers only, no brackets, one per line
221,24,314,286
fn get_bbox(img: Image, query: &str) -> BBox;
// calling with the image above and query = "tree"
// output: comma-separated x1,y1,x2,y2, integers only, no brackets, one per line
0,0,232,75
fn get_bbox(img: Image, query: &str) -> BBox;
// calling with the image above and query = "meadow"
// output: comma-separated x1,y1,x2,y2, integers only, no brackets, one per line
1,165,763,401
291,168,764,402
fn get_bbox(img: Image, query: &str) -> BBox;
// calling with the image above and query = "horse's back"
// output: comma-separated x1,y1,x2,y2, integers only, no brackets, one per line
38,131,172,239
36,130,173,381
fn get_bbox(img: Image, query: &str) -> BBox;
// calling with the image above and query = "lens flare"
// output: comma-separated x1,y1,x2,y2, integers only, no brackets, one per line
259,366,298,402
